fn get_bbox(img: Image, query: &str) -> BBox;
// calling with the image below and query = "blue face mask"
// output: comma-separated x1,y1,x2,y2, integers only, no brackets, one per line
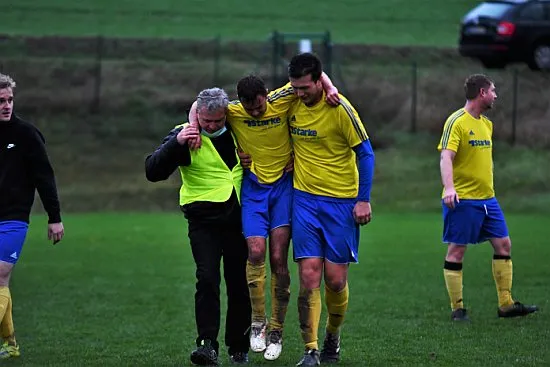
201,126,227,138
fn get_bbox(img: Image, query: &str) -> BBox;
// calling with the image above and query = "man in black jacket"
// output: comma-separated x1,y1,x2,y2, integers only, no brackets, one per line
0,73,64,359
145,88,250,365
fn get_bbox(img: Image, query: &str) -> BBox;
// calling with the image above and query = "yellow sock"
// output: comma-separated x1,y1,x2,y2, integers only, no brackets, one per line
443,266,464,310
0,287,15,345
1,298,15,346
298,287,321,351
269,272,290,331
492,258,514,308
0,287,9,320
246,261,266,323
325,283,348,335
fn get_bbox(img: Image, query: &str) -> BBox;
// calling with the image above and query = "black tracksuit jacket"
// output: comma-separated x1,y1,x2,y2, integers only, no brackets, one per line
145,126,240,222
0,115,62,224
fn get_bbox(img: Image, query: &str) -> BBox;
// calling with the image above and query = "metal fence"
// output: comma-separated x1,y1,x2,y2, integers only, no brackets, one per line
1,34,549,147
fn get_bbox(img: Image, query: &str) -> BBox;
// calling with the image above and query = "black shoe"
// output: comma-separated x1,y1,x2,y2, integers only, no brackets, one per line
320,332,340,363
230,351,249,364
498,301,538,318
190,339,218,366
296,349,320,366
451,308,470,322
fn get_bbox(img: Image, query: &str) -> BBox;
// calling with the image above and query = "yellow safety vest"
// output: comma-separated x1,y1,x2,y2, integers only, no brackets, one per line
178,126,243,205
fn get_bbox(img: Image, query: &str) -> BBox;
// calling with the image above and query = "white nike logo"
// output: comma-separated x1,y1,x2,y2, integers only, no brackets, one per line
6,144,15,149
10,252,17,259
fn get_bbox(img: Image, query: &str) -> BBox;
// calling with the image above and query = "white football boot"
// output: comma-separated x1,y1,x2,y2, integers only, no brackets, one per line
249,320,267,352
264,330,283,361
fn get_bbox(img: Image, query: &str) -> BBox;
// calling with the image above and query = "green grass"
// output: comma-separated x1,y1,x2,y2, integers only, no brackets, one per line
6,212,549,366
2,0,481,46
37,128,550,214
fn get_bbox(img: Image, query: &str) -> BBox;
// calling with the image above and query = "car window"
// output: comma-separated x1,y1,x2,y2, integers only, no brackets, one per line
518,3,544,21
464,2,513,21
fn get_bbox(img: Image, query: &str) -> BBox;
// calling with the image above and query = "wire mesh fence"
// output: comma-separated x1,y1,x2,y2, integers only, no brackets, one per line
2,34,550,147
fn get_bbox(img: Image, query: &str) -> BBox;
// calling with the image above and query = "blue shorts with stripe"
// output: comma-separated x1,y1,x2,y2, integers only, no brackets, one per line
0,221,29,264
292,190,359,264
442,197,509,245
241,171,293,238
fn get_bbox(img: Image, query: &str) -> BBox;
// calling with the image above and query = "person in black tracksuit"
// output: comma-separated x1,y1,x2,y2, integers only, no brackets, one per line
0,73,64,358
145,88,250,365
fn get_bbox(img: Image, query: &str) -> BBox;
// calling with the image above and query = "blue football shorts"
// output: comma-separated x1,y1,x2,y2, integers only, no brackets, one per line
0,220,29,264
442,197,509,245
241,171,293,238
292,189,359,264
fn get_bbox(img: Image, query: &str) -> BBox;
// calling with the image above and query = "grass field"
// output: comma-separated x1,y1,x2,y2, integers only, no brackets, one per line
5,212,549,366
37,130,550,214
2,0,481,46
2,1,549,365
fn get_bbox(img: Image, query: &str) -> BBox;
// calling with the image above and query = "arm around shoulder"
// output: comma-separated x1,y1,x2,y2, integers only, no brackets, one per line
320,72,340,105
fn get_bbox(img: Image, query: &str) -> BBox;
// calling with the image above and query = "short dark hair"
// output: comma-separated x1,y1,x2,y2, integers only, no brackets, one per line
464,74,493,100
237,75,267,103
288,52,322,82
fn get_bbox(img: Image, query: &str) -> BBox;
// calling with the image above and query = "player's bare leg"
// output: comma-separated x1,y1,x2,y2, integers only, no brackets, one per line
0,263,13,287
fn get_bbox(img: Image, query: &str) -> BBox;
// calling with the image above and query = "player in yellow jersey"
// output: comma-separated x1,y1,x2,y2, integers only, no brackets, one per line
438,74,538,322
286,53,375,366
188,74,339,361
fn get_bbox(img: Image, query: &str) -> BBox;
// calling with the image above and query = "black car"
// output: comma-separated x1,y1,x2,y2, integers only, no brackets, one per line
459,0,550,70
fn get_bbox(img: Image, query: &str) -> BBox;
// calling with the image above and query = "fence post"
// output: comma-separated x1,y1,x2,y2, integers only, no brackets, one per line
511,70,518,146
90,35,103,114
323,31,332,77
411,61,417,133
271,31,280,88
213,35,221,86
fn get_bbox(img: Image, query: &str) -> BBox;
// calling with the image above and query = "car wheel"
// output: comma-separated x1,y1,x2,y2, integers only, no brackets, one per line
529,44,550,71
480,58,506,69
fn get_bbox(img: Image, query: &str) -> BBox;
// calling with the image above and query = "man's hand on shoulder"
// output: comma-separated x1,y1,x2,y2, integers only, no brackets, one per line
187,121,202,150
177,125,200,147
325,86,340,106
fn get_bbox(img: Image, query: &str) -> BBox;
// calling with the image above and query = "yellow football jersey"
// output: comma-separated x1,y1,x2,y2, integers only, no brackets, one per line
227,83,295,184
437,108,495,199
288,94,369,198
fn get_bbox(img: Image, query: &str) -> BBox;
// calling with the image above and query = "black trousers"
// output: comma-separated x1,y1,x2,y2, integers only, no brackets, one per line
186,203,251,355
